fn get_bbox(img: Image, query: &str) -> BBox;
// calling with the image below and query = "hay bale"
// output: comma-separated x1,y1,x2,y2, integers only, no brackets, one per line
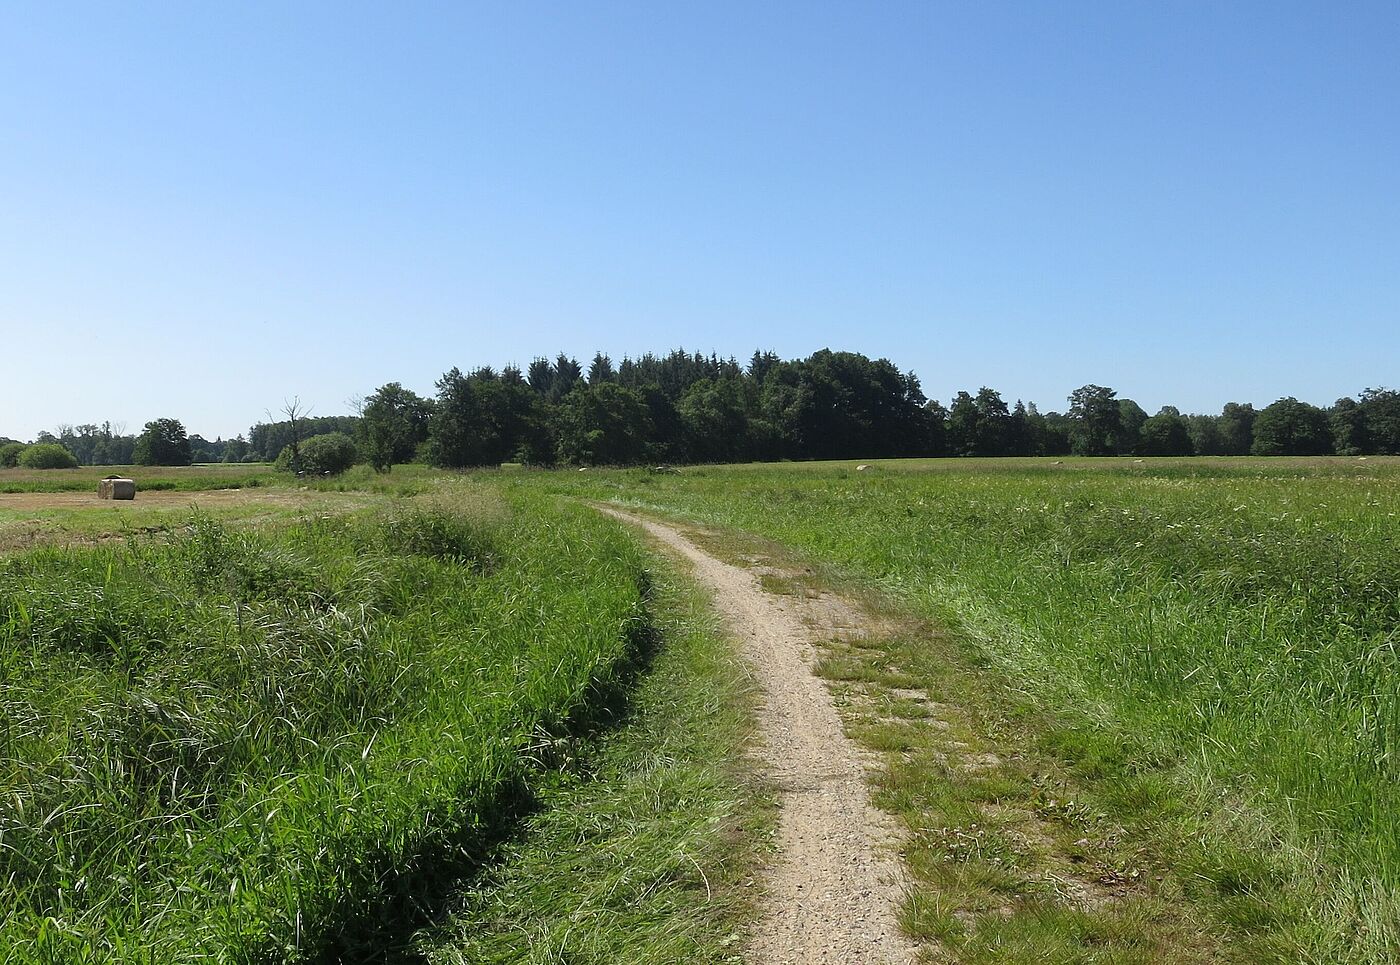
98,476,136,500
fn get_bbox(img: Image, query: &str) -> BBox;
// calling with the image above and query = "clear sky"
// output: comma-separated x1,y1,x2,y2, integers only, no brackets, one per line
1,1,1396,441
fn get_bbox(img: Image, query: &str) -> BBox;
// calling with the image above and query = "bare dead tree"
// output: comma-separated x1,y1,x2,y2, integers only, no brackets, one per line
267,397,313,472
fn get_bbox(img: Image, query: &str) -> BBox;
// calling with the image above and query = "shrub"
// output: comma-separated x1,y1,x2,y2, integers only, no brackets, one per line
0,442,24,468
17,443,78,469
277,433,359,475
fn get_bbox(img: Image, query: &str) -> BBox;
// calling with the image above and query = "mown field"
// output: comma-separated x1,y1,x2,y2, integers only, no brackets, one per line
0,464,278,494
541,456,1400,962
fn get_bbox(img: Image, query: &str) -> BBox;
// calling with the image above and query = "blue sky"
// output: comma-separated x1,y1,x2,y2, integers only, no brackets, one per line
1,1,1396,441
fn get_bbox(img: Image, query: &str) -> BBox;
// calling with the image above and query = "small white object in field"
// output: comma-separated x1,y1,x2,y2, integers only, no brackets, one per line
1133,459,1144,464
856,464,870,471
1358,456,1369,461
1050,460,1063,465
578,467,589,472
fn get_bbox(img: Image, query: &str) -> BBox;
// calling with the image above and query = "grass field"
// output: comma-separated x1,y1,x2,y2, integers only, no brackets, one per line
416,558,764,964
6,456,1398,962
0,463,279,494
537,456,1400,962
0,481,679,962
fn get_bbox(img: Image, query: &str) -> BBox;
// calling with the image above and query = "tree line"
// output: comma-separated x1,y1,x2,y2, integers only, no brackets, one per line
0,416,359,468
354,348,1400,469
5,348,1397,469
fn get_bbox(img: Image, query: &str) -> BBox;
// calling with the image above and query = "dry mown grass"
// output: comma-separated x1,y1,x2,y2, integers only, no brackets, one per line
0,488,379,554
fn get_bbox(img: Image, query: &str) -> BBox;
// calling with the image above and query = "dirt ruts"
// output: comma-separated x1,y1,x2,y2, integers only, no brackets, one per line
599,507,916,965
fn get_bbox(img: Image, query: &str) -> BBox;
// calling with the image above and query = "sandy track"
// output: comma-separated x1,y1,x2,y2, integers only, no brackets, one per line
599,507,916,965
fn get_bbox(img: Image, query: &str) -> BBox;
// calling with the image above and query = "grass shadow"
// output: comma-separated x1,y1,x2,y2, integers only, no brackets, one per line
302,572,664,965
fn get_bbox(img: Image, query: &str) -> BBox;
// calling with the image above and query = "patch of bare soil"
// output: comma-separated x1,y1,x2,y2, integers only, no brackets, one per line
598,506,918,965
0,488,311,512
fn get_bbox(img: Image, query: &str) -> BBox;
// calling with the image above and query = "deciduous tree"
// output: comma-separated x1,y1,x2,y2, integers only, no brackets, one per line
133,418,193,466
1251,398,1333,455
1067,385,1123,456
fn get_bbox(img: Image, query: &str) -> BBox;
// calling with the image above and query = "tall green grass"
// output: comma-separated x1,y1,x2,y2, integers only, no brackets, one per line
548,458,1400,959
418,558,764,964
0,487,652,962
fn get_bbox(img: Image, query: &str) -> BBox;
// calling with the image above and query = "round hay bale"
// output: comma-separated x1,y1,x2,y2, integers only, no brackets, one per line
98,476,136,500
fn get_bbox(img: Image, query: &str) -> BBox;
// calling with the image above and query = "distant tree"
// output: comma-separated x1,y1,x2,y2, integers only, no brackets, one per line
133,418,193,466
222,436,250,463
948,388,1015,456
18,443,78,469
747,350,781,384
1185,414,1226,456
678,377,752,462
293,432,358,475
587,352,617,385
1038,410,1074,456
550,354,583,403
947,391,980,456
1329,397,1369,455
527,357,554,395
1139,407,1193,456
634,382,686,462
921,400,950,457
1067,385,1123,455
429,367,551,467
555,382,651,465
248,415,359,462
1218,402,1256,455
267,398,311,472
37,421,135,466
359,382,432,471
973,388,1011,456
1117,399,1148,454
1251,398,1333,455
188,434,225,464
1005,401,1032,456
0,442,26,468
1358,388,1400,454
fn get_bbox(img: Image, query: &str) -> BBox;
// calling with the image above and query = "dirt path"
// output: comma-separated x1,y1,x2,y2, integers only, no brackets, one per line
599,507,917,965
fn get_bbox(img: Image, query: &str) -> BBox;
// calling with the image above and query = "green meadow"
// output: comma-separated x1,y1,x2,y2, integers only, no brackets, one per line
0,483,708,962
3,456,1398,961
542,456,1400,961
